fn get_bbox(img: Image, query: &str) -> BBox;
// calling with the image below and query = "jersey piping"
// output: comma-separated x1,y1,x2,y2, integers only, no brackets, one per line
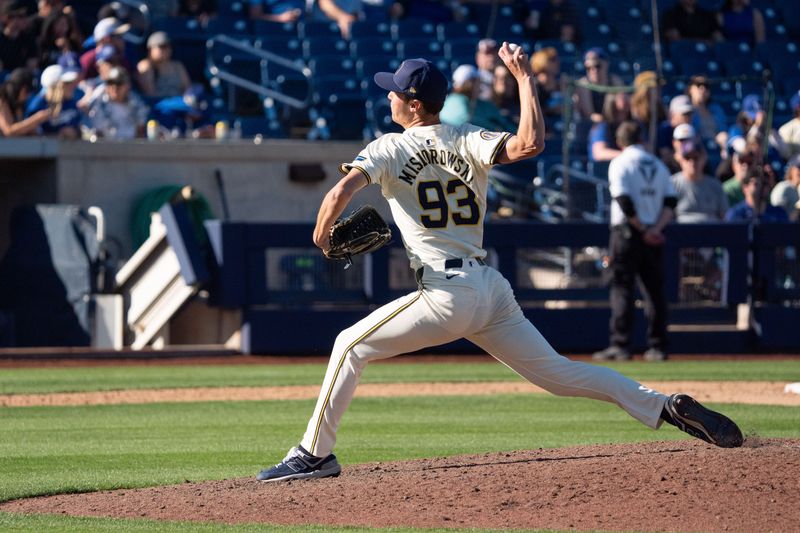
309,291,423,452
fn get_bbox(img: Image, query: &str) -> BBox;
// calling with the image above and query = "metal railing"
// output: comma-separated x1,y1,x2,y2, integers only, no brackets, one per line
545,163,610,222
206,34,312,110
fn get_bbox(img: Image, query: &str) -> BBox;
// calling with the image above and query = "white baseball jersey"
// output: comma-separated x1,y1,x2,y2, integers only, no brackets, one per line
340,123,510,270
609,144,676,226
298,123,670,460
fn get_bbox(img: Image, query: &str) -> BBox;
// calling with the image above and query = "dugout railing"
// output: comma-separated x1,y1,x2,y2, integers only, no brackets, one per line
203,221,799,354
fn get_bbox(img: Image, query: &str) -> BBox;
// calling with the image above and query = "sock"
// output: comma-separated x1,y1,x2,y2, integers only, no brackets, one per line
297,444,319,459
660,406,677,427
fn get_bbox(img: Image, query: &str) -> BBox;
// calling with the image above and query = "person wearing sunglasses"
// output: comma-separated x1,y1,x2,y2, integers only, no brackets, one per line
136,31,191,99
671,125,728,223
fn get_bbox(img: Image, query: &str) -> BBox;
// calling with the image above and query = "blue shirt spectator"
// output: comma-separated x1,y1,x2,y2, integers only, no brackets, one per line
25,64,84,136
725,201,788,222
724,172,788,222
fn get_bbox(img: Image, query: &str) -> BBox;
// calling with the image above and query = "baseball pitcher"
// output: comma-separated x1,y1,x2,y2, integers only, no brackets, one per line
257,44,743,482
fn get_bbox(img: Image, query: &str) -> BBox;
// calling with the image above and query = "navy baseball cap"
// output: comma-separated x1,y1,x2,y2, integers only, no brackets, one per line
374,59,448,105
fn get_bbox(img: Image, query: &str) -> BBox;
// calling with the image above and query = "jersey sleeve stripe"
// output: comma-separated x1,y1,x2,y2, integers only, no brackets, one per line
489,133,512,165
339,164,372,184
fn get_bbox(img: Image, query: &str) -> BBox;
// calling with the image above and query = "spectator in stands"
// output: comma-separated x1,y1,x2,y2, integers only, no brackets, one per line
686,75,726,145
770,154,800,220
536,0,578,44
671,136,728,222
440,64,516,132
36,6,82,69
136,32,191,99
589,91,631,162
151,83,214,138
24,63,82,138
78,45,121,110
473,38,498,102
492,63,519,124
574,47,622,124
80,17,131,80
661,0,722,42
29,0,67,44
716,0,764,45
179,0,217,24
658,95,694,172
631,70,666,146
87,66,148,140
725,168,787,222
0,1,38,71
779,90,800,159
0,67,52,136
248,0,304,24
728,94,788,163
530,47,562,118
722,145,758,206
309,0,362,39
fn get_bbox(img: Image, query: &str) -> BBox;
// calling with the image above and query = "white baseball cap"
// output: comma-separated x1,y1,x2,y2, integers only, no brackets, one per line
93,17,130,42
452,64,478,88
40,65,79,90
669,95,693,115
673,123,696,141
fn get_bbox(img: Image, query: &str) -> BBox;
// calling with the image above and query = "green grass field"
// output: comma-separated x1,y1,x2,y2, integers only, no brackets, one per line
1,359,799,532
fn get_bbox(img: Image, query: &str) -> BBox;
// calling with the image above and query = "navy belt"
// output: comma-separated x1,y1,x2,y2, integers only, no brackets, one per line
415,257,485,282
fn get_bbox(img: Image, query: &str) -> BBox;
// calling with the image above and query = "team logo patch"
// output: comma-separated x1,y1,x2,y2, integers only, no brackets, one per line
425,139,434,146
479,130,501,140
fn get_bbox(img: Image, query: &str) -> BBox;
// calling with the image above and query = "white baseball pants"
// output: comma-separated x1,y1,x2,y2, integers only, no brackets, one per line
301,259,669,458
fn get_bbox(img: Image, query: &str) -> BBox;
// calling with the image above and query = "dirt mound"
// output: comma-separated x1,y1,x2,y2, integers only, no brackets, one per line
3,438,798,532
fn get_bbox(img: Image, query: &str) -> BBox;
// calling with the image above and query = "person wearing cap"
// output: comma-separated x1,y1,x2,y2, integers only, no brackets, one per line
248,0,304,24
661,0,722,42
725,167,787,222
0,67,52,136
594,121,677,362
671,132,728,223
77,45,119,110
136,31,190,98
0,0,37,72
656,94,695,172
686,75,727,146
778,90,800,159
440,64,516,132
256,45,739,483
530,47,563,118
474,38,499,101
79,17,131,80
770,155,800,220
87,66,149,140
24,63,82,138
574,47,623,124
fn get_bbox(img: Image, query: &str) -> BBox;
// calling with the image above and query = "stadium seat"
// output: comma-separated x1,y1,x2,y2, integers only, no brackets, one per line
303,36,350,59
256,36,304,59
396,38,444,59
297,20,341,39
437,21,481,41
349,20,391,40
218,0,246,19
350,37,397,59
667,40,714,61
443,38,478,61
316,95,368,140
308,56,357,78
313,75,364,104
152,16,205,39
233,116,286,138
713,41,753,62
391,18,437,40
206,17,251,36
356,56,401,79
366,97,402,136
251,20,299,39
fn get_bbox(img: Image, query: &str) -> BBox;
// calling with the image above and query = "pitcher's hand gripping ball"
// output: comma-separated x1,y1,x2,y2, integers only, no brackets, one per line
326,205,391,268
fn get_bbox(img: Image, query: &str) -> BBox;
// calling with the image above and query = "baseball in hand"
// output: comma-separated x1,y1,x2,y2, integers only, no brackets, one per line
507,43,520,52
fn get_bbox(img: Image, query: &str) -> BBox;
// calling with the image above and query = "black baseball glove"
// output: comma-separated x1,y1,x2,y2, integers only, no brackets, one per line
326,205,391,268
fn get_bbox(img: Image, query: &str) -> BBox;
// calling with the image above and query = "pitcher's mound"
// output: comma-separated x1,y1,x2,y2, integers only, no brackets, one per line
3,438,799,532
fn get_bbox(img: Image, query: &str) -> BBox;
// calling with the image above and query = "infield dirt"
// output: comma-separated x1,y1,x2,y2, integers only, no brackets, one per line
2,438,798,532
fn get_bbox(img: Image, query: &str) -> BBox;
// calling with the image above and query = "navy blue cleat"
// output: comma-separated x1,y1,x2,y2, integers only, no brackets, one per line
257,446,341,482
664,393,743,448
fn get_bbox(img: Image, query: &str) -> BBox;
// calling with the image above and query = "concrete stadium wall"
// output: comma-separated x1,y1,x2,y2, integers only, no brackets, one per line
0,138,390,260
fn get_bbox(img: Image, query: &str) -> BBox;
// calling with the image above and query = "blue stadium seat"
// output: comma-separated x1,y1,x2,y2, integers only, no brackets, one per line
171,37,208,82
437,22,481,41
256,36,304,58
391,18,437,40
317,95,368,140
366,97,402,136
356,56,401,79
297,20,341,39
713,40,753,62
251,20,299,39
218,0,247,19
233,116,286,138
667,40,714,61
350,20,391,40
303,36,350,59
313,75,364,104
206,17,251,36
396,38,444,59
350,37,397,59
152,16,205,39
443,38,478,61
308,55,357,78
